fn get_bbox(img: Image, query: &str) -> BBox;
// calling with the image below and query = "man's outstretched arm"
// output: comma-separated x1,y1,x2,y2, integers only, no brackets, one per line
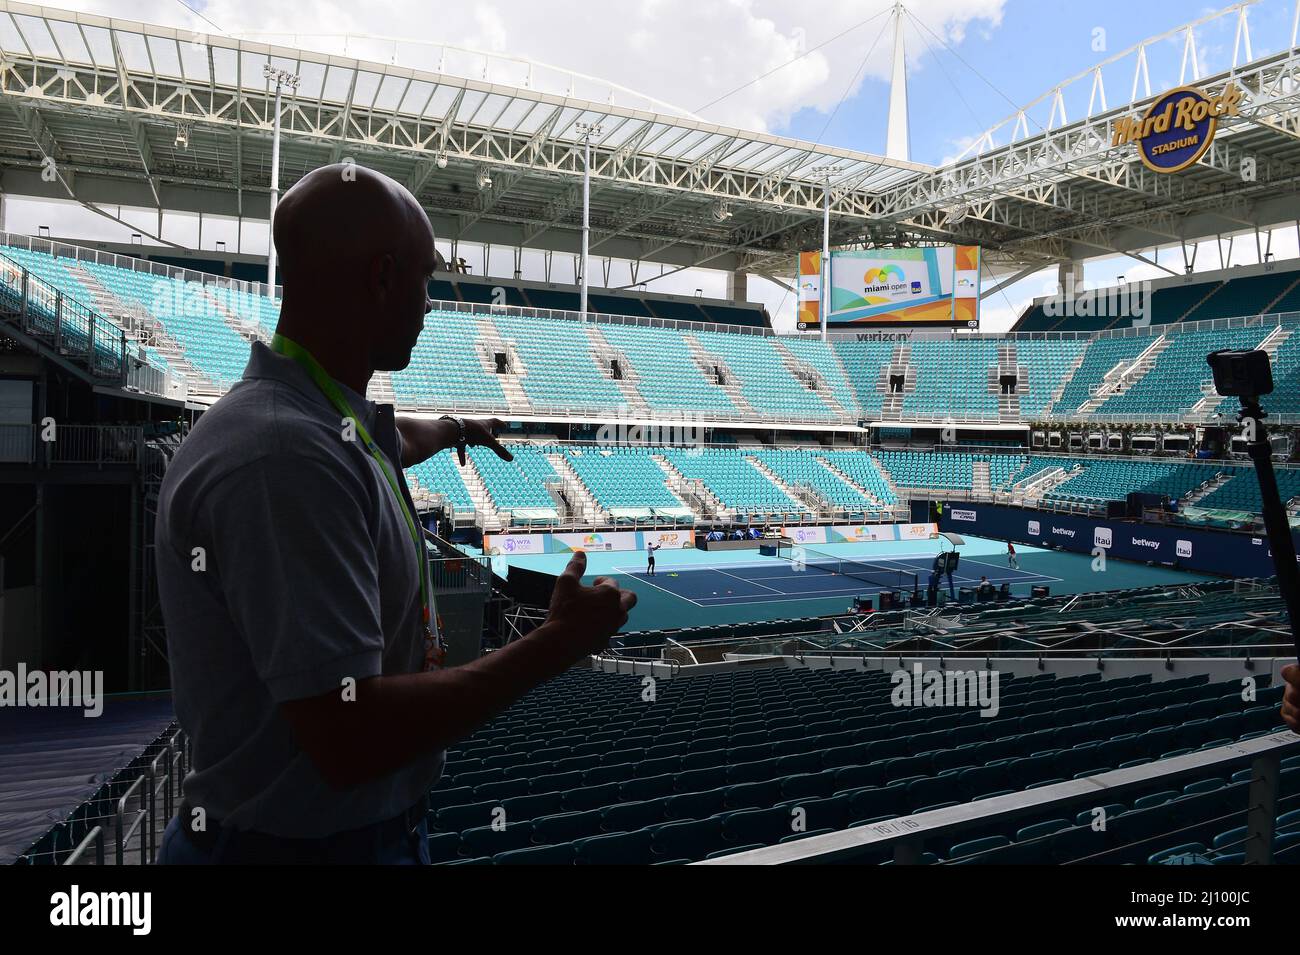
279,551,635,790
396,415,513,467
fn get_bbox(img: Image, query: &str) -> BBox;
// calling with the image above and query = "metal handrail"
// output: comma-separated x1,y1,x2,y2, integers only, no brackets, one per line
114,773,150,866
63,826,105,867
700,732,1300,865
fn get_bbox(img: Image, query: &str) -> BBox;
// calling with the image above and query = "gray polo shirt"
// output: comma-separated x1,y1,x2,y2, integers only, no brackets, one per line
156,341,444,838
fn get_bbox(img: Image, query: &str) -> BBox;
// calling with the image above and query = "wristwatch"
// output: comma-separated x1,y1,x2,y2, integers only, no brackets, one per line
440,414,467,464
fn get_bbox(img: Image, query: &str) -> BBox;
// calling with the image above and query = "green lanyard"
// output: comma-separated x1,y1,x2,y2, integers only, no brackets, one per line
270,334,440,667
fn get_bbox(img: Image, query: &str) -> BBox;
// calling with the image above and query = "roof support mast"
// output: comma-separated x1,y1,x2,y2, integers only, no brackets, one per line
813,4,908,340
886,3,910,163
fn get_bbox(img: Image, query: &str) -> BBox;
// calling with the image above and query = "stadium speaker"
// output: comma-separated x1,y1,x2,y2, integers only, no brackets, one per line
505,566,559,607
1031,585,1051,599
1106,500,1127,519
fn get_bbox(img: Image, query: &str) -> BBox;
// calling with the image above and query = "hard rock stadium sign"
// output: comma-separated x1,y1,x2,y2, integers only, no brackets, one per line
1111,82,1242,174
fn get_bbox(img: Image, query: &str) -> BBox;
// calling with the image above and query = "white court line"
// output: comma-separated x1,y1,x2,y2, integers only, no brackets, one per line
712,566,786,595
609,566,707,608
957,555,1064,584
695,587,866,605
614,564,879,604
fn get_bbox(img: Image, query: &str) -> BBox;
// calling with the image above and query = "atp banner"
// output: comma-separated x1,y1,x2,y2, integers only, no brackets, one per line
797,246,980,329
641,529,696,550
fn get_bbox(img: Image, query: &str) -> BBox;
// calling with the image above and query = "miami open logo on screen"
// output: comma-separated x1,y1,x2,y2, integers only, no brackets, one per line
1112,82,1241,174
863,265,907,294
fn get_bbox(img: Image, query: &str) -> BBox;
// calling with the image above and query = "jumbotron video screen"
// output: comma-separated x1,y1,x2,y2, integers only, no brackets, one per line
797,245,981,329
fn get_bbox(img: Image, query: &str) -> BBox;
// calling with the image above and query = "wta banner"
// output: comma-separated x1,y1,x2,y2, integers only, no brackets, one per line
797,246,980,329
937,503,1299,579
481,533,546,556
779,525,830,545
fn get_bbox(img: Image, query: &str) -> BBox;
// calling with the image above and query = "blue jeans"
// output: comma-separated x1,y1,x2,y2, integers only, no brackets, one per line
157,813,431,865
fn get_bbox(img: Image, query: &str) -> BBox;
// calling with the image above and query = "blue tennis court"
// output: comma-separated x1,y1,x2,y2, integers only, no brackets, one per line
480,534,1216,630
613,549,1058,607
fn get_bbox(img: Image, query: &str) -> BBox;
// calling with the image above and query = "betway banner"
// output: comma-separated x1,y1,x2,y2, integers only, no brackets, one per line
938,503,1297,579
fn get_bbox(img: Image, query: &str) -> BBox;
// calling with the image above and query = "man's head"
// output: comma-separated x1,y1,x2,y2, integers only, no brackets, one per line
273,163,435,372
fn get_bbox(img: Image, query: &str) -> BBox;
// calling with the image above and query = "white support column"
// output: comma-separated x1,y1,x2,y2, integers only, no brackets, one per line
811,165,840,342
727,270,748,302
576,122,602,321
263,65,299,297
821,182,830,343
1057,260,1084,297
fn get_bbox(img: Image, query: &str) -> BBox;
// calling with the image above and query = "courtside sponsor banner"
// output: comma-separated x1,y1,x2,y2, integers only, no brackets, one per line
950,509,978,522
640,529,695,549
829,524,896,542
899,522,940,540
483,533,546,555
939,503,1299,578
551,531,639,553
780,525,830,545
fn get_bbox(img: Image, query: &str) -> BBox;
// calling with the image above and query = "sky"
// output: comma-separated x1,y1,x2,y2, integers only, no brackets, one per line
4,0,1298,330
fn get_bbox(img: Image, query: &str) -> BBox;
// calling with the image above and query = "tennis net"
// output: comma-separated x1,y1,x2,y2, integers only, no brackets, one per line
776,540,920,594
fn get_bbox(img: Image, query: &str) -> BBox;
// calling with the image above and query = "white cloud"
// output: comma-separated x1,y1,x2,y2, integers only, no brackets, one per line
51,0,1004,133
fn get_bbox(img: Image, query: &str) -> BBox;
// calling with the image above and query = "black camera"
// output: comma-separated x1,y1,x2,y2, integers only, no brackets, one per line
1206,348,1273,399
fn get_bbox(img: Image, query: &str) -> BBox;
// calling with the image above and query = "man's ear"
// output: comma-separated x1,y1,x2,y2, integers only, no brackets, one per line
370,252,397,301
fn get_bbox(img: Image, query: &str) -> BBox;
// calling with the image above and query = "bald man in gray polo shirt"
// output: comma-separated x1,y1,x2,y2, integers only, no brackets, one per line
155,164,636,864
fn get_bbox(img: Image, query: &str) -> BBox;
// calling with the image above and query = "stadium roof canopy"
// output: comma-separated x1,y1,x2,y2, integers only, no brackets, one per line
869,3,1300,281
0,0,927,282
1,1,1299,286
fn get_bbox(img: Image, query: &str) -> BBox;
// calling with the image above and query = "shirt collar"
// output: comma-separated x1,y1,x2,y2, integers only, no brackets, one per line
243,340,375,423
